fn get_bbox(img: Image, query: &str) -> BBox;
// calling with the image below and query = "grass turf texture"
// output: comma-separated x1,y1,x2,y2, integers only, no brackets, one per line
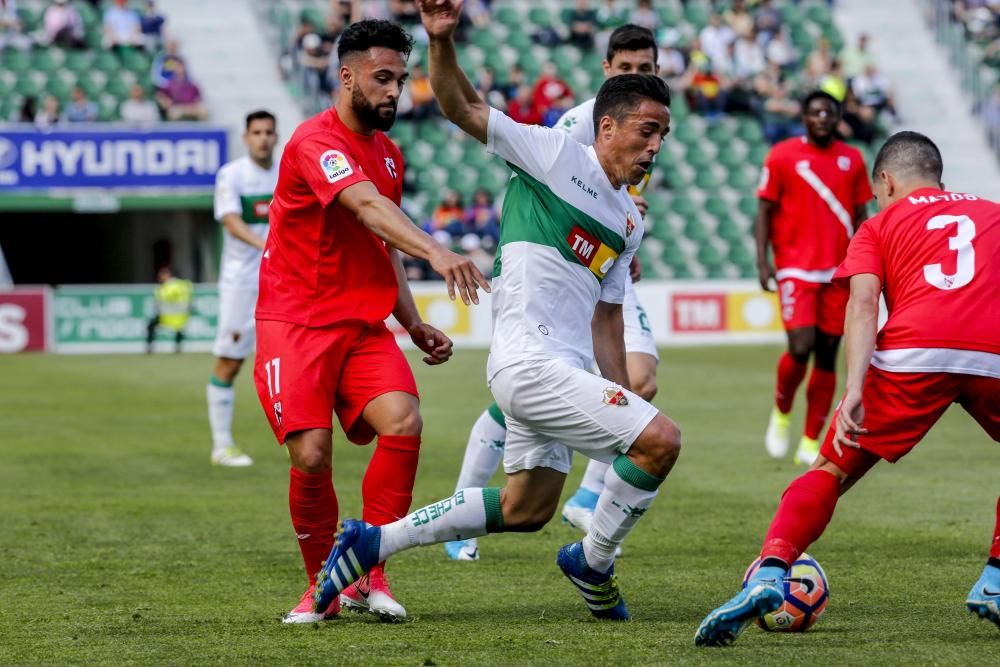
1,347,997,665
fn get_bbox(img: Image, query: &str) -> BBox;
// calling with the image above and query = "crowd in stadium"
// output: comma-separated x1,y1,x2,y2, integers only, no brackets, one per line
2,0,206,124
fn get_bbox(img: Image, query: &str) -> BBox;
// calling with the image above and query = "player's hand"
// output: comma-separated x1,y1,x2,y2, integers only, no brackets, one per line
429,246,491,305
417,0,464,39
629,255,642,282
832,390,866,457
630,193,648,217
757,260,776,292
409,322,453,365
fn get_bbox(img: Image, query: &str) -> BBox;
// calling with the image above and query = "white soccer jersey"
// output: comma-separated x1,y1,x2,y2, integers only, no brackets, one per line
485,108,643,380
556,97,597,145
213,156,279,290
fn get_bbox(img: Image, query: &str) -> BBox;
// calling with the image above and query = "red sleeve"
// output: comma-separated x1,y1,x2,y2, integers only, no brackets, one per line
834,217,883,285
757,146,782,202
293,133,371,208
852,154,874,207
391,142,405,205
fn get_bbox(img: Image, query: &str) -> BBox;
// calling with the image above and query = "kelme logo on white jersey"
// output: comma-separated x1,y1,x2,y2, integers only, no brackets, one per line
319,150,353,183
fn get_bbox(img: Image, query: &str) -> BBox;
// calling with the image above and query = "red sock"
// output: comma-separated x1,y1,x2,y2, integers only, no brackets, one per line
775,352,808,414
804,367,837,440
362,435,421,526
288,467,338,585
991,496,1000,560
761,470,841,565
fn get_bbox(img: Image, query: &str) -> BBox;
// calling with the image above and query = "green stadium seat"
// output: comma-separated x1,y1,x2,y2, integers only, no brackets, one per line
15,74,44,98
106,76,131,100
670,195,699,219
494,6,521,29
657,4,682,27
727,167,756,190
78,70,108,98
683,2,711,30
704,196,730,220
683,216,710,241
64,51,95,75
99,93,118,121
738,196,758,219
2,50,31,74
527,7,556,28
120,49,151,75
45,76,74,101
693,168,719,190
92,51,121,73
716,215,745,243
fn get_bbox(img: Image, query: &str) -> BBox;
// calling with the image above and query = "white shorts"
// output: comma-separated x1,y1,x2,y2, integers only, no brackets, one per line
212,287,257,359
489,359,660,475
623,280,658,361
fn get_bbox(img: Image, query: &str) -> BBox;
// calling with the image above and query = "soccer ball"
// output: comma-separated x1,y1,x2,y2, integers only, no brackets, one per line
742,552,829,632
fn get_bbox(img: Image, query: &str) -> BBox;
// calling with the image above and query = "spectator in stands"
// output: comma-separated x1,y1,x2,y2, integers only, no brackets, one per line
753,0,783,44
690,60,729,120
103,0,143,50
63,86,99,123
700,13,736,70
531,62,573,116
851,63,898,120
475,67,506,109
838,89,877,145
840,32,873,79
151,39,185,89
758,79,803,144
0,0,32,51
120,83,161,125
467,189,500,247
34,95,62,129
389,0,419,23
155,61,208,121
819,59,848,102
805,37,833,82
724,0,754,39
498,63,525,101
594,0,627,53
567,0,598,49
464,0,491,28
139,0,166,53
43,0,84,49
658,31,687,80
766,25,796,70
733,30,767,81
15,95,36,123
428,191,466,241
299,32,332,99
404,64,437,120
543,93,575,127
629,0,659,34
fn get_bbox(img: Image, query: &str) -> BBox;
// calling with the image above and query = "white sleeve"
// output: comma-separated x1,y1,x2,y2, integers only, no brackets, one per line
600,205,644,304
213,163,241,221
486,107,567,182
555,105,594,145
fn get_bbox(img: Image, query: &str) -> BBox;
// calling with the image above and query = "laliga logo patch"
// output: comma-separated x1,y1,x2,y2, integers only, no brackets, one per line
273,401,283,426
319,149,353,183
837,155,851,171
384,156,397,179
602,386,629,407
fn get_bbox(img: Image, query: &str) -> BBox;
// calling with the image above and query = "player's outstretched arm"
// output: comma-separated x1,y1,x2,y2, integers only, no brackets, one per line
337,180,490,305
834,273,881,454
418,0,489,144
592,300,629,390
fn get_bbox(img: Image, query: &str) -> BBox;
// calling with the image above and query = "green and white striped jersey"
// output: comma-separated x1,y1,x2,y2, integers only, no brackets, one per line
485,108,643,380
214,156,278,290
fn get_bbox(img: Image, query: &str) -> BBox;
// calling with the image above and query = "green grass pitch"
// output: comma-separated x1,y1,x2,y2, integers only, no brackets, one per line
1,346,997,664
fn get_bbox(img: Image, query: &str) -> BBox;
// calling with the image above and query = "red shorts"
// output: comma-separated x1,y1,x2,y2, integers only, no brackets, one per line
820,366,1000,474
254,319,418,445
776,277,848,335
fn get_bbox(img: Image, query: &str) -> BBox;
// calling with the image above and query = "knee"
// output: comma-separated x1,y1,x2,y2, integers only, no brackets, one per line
648,417,682,466
291,447,330,473
633,374,658,402
787,339,813,362
631,416,682,477
382,408,422,437
287,431,332,473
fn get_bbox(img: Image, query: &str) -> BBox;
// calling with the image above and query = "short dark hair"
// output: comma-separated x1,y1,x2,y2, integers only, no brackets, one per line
337,19,414,62
606,24,657,64
871,131,943,183
245,109,275,129
593,74,671,132
801,89,841,115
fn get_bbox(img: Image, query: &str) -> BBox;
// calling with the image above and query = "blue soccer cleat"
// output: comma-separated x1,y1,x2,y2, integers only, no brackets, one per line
313,519,381,614
966,564,1000,630
694,565,785,647
556,541,630,621
444,538,480,561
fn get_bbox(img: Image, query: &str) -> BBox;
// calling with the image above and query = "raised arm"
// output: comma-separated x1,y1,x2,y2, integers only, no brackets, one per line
418,0,490,143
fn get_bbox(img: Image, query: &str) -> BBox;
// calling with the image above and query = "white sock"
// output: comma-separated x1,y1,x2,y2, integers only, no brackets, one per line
583,455,664,573
378,487,503,561
206,381,235,451
579,459,610,495
455,407,507,490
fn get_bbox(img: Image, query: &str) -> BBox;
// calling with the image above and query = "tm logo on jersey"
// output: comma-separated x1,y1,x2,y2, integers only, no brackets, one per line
319,150,353,183
567,225,618,279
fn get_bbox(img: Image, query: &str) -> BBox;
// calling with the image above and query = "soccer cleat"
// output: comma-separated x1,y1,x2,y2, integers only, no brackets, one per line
556,541,630,621
966,564,1000,630
340,563,407,622
282,584,340,624
694,565,785,646
561,488,599,533
793,435,820,466
211,446,253,467
313,519,381,615
765,407,791,459
444,538,480,561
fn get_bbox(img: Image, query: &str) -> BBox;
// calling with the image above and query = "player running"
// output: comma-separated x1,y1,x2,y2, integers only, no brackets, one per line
313,0,679,622
445,23,662,562
254,19,489,624
695,131,1000,646
758,90,873,465
206,110,278,467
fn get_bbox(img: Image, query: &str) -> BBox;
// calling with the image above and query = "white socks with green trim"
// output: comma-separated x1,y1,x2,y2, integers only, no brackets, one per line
378,488,504,561
583,455,665,573
206,379,235,453
579,459,610,495
455,406,507,489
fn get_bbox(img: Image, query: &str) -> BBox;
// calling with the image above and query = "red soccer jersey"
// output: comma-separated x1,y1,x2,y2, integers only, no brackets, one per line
758,137,873,280
256,108,405,327
835,188,1000,364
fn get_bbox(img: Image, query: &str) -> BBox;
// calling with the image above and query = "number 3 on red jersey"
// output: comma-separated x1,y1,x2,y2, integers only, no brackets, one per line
924,214,976,290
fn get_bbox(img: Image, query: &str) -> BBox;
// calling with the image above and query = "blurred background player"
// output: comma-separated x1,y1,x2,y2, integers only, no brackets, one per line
253,19,489,624
145,266,192,355
445,23,662,562
757,90,872,465
696,132,1000,646
206,110,279,468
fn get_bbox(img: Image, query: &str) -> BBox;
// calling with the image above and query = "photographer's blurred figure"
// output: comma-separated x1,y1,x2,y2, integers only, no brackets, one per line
146,266,193,354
